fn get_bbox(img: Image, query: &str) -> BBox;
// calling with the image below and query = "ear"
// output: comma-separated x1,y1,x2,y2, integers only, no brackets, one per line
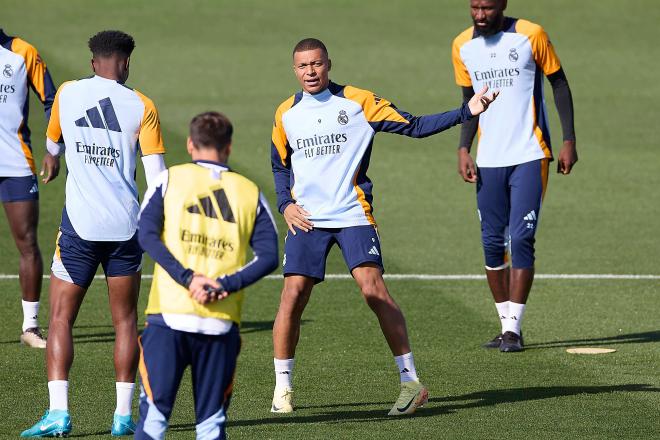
502,0,508,10
125,56,131,69
327,58,332,72
226,143,232,157
90,58,96,73
186,136,195,155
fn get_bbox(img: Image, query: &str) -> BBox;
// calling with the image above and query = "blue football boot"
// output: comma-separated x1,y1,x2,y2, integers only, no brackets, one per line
21,410,72,437
111,413,136,436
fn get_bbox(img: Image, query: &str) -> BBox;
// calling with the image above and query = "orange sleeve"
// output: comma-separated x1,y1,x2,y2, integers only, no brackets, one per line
46,82,74,143
134,90,165,155
516,19,561,76
452,28,474,87
12,38,57,116
271,95,295,165
342,86,409,125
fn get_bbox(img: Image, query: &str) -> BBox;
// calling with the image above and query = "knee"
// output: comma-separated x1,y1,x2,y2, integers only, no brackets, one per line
510,234,535,269
482,236,507,269
280,284,311,314
359,279,389,308
15,230,40,258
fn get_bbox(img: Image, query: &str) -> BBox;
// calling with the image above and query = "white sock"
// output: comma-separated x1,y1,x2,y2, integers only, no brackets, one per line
274,358,294,389
115,382,135,416
502,302,526,335
495,301,510,334
22,300,40,331
394,352,419,383
48,380,68,411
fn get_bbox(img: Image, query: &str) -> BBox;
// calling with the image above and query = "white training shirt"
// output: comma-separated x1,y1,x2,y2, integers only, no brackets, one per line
47,75,165,241
452,18,562,167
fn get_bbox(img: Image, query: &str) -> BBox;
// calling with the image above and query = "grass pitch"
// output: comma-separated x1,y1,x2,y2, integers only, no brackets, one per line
1,0,659,438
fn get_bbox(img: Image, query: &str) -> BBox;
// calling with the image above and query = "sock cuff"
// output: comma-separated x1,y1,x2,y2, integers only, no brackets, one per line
274,358,294,370
116,382,135,390
394,352,413,362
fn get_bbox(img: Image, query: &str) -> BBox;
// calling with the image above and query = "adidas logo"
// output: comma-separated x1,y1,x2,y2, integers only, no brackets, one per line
524,210,537,229
400,368,410,373
185,188,236,223
74,97,122,132
368,246,380,256
29,183,38,194
523,210,537,221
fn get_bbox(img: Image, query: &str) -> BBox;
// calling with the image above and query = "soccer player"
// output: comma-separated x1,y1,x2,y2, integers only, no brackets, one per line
452,0,578,352
21,30,166,437
270,38,497,416
0,28,58,348
134,112,278,440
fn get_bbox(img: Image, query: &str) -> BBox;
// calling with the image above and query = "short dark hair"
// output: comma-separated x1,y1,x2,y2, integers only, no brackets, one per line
292,38,328,58
88,30,135,58
189,112,233,151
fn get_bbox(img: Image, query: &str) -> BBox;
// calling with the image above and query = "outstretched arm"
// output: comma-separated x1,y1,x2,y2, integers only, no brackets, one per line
364,86,497,138
548,68,577,174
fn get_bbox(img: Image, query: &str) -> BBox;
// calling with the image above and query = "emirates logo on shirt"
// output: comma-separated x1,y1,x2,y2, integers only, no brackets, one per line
2,64,12,78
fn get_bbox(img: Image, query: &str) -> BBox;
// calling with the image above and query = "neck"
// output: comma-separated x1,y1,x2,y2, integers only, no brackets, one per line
92,56,127,83
191,150,228,164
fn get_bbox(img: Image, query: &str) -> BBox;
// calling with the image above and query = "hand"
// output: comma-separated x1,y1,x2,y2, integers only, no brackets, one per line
188,274,227,304
556,140,578,175
283,203,313,235
40,153,60,184
457,148,477,183
468,85,499,116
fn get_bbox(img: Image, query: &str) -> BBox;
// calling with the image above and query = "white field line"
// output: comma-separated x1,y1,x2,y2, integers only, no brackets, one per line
0,274,658,281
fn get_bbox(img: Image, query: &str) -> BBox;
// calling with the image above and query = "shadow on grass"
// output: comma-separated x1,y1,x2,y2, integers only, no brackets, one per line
65,384,658,436
526,330,660,349
210,384,658,427
0,320,312,344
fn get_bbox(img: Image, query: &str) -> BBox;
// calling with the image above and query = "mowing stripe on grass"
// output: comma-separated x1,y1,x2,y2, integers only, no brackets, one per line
0,274,658,280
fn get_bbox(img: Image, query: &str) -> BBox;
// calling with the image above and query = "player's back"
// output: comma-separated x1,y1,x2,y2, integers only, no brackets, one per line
50,76,157,241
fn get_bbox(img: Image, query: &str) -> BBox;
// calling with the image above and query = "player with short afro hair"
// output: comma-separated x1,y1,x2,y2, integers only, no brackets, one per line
88,30,135,58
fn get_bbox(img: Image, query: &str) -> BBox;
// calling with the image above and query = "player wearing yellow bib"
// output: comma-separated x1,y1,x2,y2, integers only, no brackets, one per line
134,112,278,440
452,0,578,352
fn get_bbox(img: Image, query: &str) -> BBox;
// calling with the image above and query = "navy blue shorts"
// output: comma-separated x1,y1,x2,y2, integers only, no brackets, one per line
135,321,240,440
0,175,38,202
51,229,142,288
476,159,549,269
283,225,383,281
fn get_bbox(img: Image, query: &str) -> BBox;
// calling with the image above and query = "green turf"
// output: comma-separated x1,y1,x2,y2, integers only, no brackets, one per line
0,0,659,438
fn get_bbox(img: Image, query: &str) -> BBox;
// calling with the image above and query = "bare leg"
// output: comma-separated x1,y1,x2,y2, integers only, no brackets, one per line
106,273,140,382
509,267,534,304
47,276,87,380
272,275,315,359
3,200,43,302
485,267,510,303
352,264,410,356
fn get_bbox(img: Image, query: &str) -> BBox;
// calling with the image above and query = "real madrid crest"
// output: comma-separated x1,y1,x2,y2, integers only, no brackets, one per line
337,109,349,125
3,64,13,78
509,48,519,62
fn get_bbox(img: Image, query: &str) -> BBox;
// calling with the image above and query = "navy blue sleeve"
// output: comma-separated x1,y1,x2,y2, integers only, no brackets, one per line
218,196,279,293
39,67,56,121
137,183,193,287
371,103,473,138
271,142,295,214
